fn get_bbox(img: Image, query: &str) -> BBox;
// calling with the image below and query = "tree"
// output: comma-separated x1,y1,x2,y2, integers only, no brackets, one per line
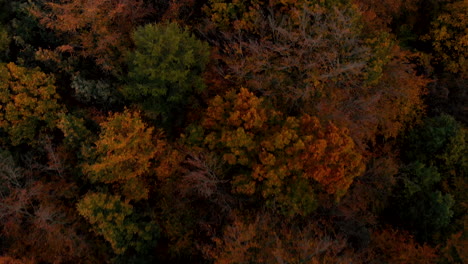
352,0,420,33
386,162,454,242
440,231,468,264
31,0,152,74
0,24,9,60
154,149,235,257
200,88,364,216
123,22,210,124
203,0,350,33
57,112,93,151
203,3,428,149
77,192,158,255
398,114,467,242
82,109,164,202
0,150,95,263
78,110,164,256
205,211,354,264
426,0,468,78
403,114,466,174
363,228,438,264
210,4,371,113
0,62,63,146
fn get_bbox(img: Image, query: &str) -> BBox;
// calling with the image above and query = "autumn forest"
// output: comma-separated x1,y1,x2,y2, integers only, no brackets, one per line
0,0,466,263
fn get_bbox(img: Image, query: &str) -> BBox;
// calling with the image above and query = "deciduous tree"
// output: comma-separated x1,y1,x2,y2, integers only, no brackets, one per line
0,62,63,146
77,192,158,255
201,88,364,216
82,109,164,201
205,212,354,264
426,0,468,78
31,0,151,74
0,150,94,263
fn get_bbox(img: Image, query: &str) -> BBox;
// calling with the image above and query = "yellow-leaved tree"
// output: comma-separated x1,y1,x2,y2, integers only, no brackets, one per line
78,109,164,255
0,62,63,146
82,109,164,201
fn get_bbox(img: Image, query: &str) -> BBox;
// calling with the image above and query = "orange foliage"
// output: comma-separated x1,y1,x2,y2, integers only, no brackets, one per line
31,0,152,74
317,47,428,148
300,115,365,196
0,160,92,263
205,212,354,264
441,231,468,263
353,0,419,32
0,257,34,264
202,88,364,215
362,229,439,264
204,1,429,152
82,109,165,201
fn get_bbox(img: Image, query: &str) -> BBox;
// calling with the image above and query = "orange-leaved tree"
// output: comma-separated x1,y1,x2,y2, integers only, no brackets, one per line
203,2,428,149
82,109,165,201
31,0,152,74
200,88,364,216
361,229,439,264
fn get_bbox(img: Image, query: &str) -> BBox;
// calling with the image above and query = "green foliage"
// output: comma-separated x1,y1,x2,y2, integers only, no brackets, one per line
5,1,59,65
0,62,63,146
124,22,210,121
404,114,467,177
57,112,93,150
364,32,394,84
203,1,428,149
390,162,454,242
77,192,159,255
0,1,463,261
398,114,466,243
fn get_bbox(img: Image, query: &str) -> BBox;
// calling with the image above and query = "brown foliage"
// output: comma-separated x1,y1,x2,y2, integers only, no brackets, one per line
205,211,354,264
0,154,95,263
155,148,234,256
361,229,439,264
31,0,152,74
0,257,34,264
204,4,428,151
353,0,419,32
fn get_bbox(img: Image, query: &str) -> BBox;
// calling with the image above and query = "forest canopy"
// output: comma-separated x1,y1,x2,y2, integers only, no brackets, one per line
0,0,466,263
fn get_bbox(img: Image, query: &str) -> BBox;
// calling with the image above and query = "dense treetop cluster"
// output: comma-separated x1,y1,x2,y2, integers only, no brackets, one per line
0,0,466,263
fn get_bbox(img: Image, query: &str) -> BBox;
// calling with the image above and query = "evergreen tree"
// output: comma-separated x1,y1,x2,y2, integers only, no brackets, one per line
124,22,210,126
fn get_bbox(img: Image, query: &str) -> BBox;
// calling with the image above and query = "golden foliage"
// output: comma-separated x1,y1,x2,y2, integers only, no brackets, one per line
427,0,468,77
82,109,164,201
0,62,63,146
